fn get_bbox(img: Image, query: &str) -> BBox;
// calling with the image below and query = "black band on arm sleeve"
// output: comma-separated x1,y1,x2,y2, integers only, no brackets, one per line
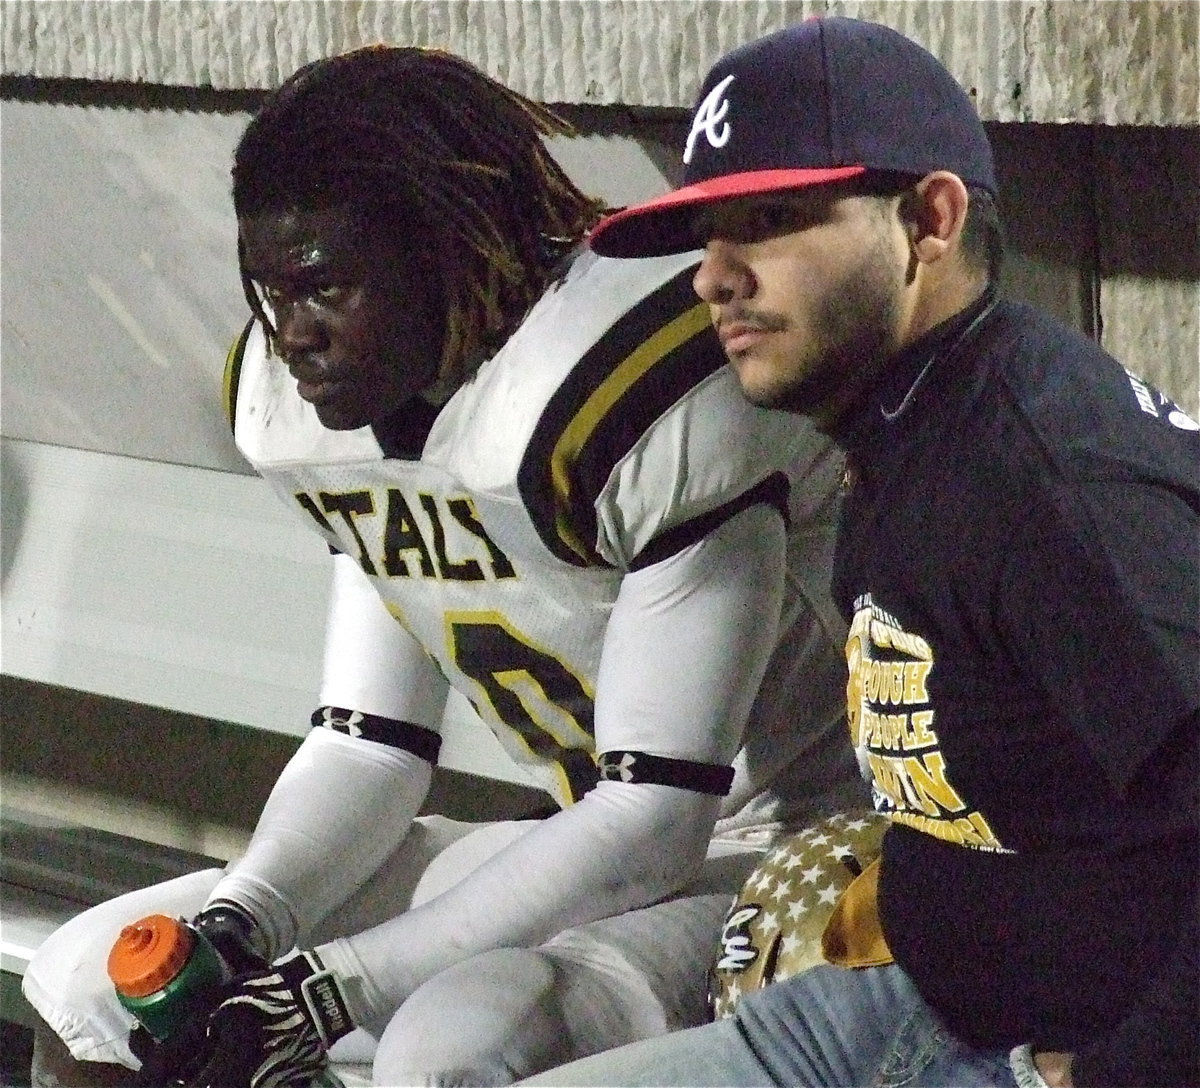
597,750,735,795
311,706,442,764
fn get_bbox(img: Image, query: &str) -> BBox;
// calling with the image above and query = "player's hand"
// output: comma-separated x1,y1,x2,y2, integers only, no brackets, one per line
131,1013,217,1087
192,899,272,977
129,905,272,1086
185,950,354,1088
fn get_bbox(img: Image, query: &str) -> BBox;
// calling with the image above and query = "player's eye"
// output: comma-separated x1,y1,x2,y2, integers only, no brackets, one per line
738,202,816,239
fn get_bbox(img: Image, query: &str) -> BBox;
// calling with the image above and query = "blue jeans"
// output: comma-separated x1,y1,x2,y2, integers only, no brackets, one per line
521,964,1032,1087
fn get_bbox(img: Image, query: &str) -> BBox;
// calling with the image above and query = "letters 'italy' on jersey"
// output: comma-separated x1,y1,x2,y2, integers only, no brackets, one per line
225,249,817,806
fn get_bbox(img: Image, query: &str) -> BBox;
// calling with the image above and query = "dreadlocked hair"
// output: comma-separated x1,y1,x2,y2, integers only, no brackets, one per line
233,45,609,385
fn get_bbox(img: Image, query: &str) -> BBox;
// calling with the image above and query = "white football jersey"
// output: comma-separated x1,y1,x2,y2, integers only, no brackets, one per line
227,249,823,807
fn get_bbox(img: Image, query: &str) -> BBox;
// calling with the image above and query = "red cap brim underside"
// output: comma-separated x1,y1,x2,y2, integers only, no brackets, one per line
589,166,868,257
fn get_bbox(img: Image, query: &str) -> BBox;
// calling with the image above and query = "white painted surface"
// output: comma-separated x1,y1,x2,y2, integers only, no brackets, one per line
1,883,79,976
0,98,250,472
0,97,680,471
1,438,330,724
0,437,532,785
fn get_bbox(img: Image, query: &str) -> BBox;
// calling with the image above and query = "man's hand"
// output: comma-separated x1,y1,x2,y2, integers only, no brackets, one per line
185,950,354,1088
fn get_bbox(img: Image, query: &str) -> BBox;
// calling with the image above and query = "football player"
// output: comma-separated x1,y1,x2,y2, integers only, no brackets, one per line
24,45,861,1088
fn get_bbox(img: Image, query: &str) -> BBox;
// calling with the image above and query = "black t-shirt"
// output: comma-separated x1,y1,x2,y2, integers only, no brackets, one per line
832,295,1199,1087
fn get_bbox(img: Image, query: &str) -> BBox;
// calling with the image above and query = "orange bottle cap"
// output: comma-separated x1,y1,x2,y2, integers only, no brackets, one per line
107,914,195,998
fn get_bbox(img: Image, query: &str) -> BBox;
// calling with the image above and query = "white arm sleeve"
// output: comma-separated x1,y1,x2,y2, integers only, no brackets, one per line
320,551,450,724
208,728,431,961
317,502,786,1021
209,553,448,959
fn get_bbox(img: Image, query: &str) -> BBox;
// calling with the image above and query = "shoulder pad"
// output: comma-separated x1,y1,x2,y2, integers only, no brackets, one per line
222,318,258,434
517,261,724,565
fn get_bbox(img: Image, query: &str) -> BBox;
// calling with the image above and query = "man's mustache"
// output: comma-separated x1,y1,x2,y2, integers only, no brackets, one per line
714,309,788,333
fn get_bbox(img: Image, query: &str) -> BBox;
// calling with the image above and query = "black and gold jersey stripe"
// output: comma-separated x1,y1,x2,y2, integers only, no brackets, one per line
222,318,256,435
517,263,727,567
628,472,791,572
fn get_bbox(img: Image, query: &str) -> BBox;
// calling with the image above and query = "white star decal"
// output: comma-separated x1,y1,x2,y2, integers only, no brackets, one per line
800,865,824,885
816,882,841,905
751,870,774,894
779,933,804,958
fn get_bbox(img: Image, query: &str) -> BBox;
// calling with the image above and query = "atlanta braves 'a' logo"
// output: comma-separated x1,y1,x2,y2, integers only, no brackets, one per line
684,74,735,164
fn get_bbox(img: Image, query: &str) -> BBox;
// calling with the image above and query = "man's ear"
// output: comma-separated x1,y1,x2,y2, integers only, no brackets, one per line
901,172,969,266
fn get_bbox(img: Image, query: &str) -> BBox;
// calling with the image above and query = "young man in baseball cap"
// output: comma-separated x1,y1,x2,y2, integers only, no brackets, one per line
526,16,1199,1088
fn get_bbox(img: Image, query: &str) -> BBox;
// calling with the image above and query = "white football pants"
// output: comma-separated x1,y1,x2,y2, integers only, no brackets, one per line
24,815,761,1087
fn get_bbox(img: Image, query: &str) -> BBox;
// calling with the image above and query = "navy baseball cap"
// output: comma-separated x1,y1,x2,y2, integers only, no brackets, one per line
590,17,996,258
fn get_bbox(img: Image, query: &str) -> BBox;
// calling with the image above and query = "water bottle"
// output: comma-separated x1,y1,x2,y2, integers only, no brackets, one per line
107,913,344,1087
107,913,224,1044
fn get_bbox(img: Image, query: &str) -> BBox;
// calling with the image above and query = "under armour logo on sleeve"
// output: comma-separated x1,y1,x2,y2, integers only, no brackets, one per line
684,75,736,164
599,751,637,782
311,706,442,762
317,706,365,737
596,750,734,795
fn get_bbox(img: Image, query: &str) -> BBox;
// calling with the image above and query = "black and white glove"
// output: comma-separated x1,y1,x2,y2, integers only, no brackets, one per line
185,949,355,1088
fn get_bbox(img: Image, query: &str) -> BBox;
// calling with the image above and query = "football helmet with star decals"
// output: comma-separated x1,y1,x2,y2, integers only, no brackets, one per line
708,810,888,1018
